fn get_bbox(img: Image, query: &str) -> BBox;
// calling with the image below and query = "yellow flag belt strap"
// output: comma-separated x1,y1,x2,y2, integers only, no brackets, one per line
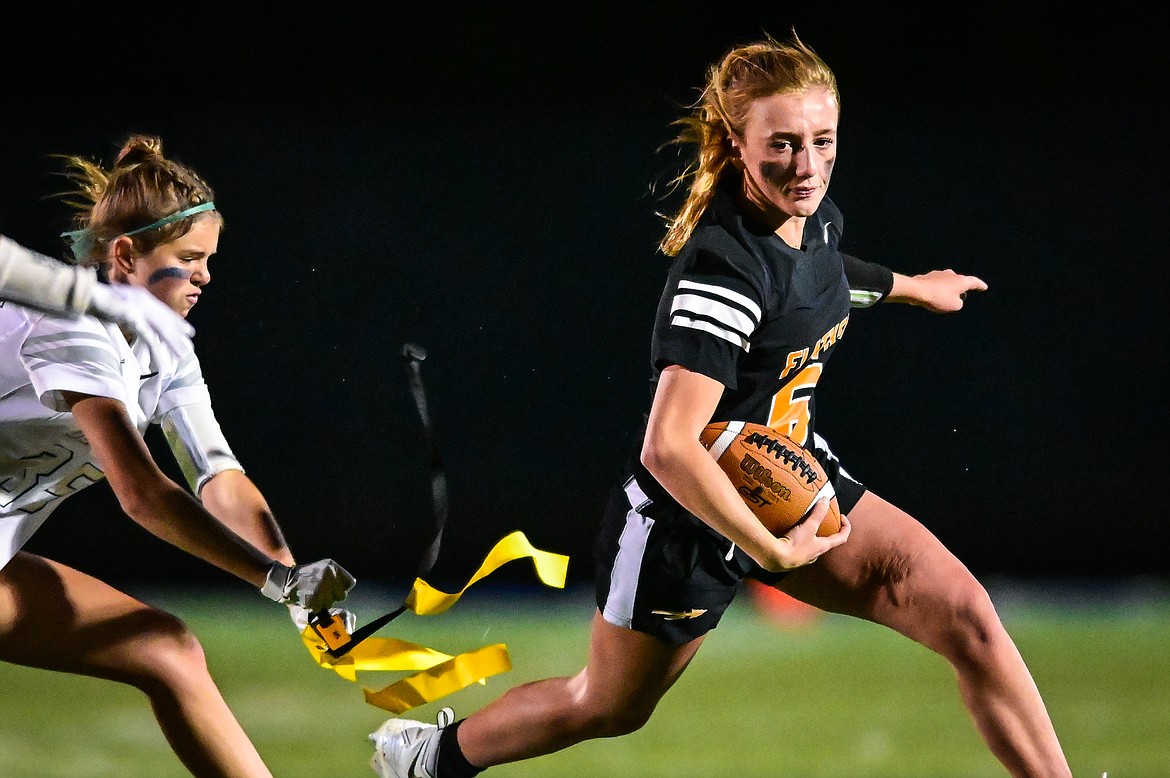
301,530,568,713
299,343,570,715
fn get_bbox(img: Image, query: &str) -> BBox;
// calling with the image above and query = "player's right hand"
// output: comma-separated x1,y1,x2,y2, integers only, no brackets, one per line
261,559,356,613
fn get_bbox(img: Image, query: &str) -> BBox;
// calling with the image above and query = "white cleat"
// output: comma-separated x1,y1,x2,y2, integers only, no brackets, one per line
369,707,455,778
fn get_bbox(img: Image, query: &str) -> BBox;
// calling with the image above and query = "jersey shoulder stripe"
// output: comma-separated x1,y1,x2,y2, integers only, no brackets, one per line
669,278,762,350
21,330,122,380
676,278,762,321
670,315,750,350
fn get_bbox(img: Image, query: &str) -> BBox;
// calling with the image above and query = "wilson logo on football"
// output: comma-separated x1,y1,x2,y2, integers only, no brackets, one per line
700,420,842,537
738,454,796,503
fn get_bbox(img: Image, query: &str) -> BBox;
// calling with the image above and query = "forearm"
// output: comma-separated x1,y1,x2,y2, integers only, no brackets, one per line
69,393,277,586
121,480,277,586
642,440,785,569
0,235,94,317
200,470,294,566
131,477,353,613
643,366,789,569
885,272,920,304
885,269,987,313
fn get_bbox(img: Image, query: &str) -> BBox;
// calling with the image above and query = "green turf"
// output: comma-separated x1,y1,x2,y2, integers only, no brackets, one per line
0,583,1167,777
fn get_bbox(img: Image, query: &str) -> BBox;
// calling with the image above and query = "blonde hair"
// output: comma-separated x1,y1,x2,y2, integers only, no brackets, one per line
56,134,219,267
658,32,838,256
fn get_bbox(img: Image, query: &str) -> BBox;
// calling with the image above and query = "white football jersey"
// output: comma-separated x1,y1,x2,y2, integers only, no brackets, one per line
0,300,232,569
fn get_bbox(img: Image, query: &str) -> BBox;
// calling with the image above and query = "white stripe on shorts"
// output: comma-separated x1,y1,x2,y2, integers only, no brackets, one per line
810,431,863,515
602,477,655,629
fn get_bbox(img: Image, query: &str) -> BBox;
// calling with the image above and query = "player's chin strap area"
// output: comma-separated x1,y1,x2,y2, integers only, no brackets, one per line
307,343,445,657
301,343,570,714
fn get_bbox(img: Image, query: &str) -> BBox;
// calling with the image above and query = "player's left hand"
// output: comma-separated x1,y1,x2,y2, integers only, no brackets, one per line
891,269,988,313
771,498,852,571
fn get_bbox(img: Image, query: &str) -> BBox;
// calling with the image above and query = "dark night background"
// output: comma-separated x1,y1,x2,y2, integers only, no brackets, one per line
2,3,1167,599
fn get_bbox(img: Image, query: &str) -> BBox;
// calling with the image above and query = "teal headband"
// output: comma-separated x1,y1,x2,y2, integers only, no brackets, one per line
60,201,217,264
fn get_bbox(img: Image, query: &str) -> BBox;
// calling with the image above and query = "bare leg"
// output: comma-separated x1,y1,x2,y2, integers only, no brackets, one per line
777,491,1071,778
457,611,704,767
0,552,272,778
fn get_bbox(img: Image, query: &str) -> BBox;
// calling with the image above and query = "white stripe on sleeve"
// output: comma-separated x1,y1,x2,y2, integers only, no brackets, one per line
671,293,756,336
669,316,751,350
677,279,762,321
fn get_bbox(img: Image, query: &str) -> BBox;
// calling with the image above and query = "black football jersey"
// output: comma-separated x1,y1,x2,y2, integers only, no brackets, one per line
647,187,851,449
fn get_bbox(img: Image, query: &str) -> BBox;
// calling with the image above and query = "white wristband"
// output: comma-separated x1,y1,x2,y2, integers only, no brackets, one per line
260,561,292,602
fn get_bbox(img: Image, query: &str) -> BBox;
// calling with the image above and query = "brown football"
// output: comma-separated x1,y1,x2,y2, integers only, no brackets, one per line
699,420,842,537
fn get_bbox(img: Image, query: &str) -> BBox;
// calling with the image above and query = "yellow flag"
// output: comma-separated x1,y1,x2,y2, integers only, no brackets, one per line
300,531,568,713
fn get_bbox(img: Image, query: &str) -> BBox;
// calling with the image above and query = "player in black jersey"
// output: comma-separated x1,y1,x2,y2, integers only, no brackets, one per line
369,34,1071,778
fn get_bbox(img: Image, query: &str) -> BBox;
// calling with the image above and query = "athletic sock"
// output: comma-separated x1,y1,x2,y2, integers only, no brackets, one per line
436,720,484,778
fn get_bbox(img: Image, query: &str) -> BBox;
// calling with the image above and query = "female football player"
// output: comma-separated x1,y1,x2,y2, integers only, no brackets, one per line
0,135,355,777
369,33,1071,778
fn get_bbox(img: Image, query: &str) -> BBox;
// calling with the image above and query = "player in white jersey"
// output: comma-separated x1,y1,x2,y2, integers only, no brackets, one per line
0,134,355,777
0,233,194,356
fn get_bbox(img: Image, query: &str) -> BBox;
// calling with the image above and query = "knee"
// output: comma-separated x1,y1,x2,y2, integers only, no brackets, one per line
601,703,657,738
929,583,1012,668
569,698,657,739
118,608,210,690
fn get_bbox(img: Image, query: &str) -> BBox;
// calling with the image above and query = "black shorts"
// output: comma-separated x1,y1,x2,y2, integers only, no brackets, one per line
594,434,864,645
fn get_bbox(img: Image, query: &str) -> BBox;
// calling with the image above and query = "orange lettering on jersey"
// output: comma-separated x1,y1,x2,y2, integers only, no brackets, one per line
779,348,809,381
767,314,850,445
810,315,850,360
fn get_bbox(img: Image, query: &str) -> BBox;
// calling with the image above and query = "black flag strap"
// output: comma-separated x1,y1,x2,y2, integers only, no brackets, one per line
308,343,448,658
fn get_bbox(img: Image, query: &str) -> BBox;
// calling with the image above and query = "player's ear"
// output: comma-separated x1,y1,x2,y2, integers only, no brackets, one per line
727,132,746,170
108,237,136,281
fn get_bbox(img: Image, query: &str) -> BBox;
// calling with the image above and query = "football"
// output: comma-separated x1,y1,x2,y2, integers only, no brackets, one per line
699,420,842,537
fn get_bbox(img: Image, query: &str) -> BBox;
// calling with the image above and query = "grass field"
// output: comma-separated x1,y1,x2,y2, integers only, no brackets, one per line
1,581,1167,777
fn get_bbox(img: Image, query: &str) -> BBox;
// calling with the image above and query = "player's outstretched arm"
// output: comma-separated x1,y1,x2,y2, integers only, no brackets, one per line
0,234,94,317
0,234,194,354
887,269,988,313
64,391,354,611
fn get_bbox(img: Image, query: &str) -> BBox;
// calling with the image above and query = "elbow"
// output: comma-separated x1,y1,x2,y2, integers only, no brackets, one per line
640,430,689,482
113,477,181,523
